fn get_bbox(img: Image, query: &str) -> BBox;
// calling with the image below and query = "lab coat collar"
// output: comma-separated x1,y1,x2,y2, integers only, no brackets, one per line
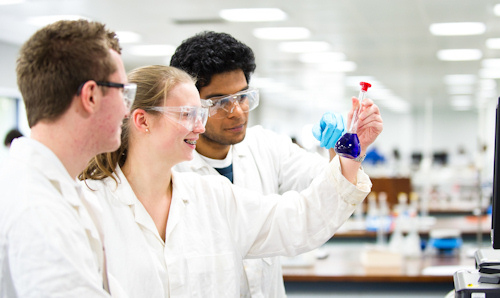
105,166,186,244
164,171,187,240
232,137,251,158
10,137,83,207
105,166,137,207
185,139,250,171
104,167,153,231
185,152,210,171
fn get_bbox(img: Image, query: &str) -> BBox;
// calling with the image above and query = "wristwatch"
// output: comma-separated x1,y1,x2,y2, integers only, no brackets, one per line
354,154,366,163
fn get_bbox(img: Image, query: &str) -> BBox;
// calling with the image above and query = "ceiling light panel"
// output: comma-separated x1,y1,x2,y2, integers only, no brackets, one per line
116,31,142,44
429,22,486,36
219,8,287,22
129,45,175,56
447,85,474,94
478,79,497,90
477,89,498,99
253,27,310,40
299,51,346,63
494,4,500,16
437,49,482,61
479,69,500,79
443,74,477,85
481,59,500,68
486,38,500,49
279,41,330,53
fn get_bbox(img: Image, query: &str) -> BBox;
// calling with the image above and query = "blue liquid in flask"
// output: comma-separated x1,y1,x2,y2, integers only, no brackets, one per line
334,133,361,159
334,81,371,160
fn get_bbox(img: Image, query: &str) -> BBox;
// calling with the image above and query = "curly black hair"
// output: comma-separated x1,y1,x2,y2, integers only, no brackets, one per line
170,31,256,90
4,128,23,147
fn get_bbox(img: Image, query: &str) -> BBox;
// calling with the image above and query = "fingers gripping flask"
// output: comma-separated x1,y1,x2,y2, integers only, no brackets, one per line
334,82,371,159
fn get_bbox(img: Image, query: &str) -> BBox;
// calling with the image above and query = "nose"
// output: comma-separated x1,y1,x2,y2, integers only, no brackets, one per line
228,100,244,116
193,118,206,134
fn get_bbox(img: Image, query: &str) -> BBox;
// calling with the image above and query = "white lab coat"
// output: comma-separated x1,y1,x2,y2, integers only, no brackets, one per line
174,125,333,297
83,154,371,297
0,138,113,298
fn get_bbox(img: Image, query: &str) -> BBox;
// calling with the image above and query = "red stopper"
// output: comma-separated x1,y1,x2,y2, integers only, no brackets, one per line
360,82,372,92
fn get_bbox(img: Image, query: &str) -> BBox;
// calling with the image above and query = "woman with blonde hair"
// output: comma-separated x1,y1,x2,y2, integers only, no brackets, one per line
80,65,378,297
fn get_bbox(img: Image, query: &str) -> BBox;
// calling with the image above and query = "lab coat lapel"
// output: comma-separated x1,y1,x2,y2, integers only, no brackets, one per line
13,138,109,292
74,185,110,293
164,172,186,241
232,142,264,193
14,138,104,245
110,167,163,242
64,182,103,244
179,152,221,175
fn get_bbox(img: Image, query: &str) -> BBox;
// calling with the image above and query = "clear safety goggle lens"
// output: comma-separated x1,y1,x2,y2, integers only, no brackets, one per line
201,88,259,119
80,81,137,111
147,106,208,131
123,83,137,110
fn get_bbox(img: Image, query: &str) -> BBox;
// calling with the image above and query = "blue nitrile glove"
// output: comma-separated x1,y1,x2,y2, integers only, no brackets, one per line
312,112,346,149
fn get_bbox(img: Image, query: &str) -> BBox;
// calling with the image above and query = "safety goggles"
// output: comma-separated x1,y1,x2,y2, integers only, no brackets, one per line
77,80,137,111
201,88,259,119
96,81,137,111
147,106,209,131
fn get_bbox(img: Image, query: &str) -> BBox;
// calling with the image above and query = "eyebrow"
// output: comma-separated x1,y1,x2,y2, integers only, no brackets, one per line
205,86,249,99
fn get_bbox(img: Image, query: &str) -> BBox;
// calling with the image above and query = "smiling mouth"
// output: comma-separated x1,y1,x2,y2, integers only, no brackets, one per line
185,139,197,145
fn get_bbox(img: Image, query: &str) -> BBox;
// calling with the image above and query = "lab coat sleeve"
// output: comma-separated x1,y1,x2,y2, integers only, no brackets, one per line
6,204,111,297
279,141,328,193
249,126,329,193
224,155,371,258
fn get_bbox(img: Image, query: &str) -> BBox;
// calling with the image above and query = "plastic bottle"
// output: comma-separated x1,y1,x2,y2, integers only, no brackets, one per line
404,192,422,257
377,192,389,246
396,192,409,230
365,193,378,232
389,214,404,253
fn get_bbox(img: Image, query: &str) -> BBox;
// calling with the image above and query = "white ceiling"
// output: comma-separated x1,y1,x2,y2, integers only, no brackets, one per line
1,0,500,115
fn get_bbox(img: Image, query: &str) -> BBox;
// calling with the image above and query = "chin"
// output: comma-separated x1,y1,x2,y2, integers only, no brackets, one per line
178,152,194,163
230,133,246,145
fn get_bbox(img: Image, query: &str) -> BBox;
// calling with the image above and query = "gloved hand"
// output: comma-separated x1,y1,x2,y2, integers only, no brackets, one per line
312,112,346,149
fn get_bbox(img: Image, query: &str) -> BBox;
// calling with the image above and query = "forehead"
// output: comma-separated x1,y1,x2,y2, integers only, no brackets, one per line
199,69,247,99
166,81,200,106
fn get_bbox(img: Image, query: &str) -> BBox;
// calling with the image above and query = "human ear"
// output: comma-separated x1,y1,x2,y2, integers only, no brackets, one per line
132,109,150,133
79,80,98,113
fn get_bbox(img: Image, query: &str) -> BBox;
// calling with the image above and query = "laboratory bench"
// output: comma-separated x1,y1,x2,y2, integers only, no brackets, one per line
281,238,484,297
281,213,490,297
282,216,491,284
333,214,490,240
282,243,476,283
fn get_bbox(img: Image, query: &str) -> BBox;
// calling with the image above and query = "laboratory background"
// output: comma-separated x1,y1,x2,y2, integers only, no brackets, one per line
1,0,499,297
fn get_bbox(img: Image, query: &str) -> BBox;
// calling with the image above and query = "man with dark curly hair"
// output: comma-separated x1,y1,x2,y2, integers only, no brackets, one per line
171,31,383,297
